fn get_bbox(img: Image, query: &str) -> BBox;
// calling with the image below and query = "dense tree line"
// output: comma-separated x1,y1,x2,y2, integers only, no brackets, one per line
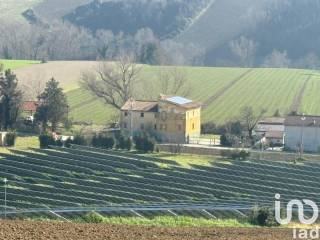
224,0,320,69
0,20,203,66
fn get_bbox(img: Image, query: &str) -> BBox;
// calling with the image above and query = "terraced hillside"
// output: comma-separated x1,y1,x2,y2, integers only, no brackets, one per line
0,145,320,219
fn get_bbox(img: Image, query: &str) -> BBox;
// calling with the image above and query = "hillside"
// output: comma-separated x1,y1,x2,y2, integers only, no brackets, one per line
63,0,212,38
32,0,92,20
176,0,270,55
0,0,40,20
3,0,320,68
66,66,316,125
3,60,319,125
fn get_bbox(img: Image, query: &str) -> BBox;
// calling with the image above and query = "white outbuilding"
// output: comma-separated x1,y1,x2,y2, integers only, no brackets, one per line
284,115,320,153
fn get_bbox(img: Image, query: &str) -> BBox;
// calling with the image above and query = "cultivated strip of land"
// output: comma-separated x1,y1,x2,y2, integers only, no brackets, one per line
290,74,312,113
203,68,254,107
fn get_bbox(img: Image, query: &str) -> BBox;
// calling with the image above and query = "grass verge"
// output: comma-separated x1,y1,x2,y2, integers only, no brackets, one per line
78,213,252,228
0,59,40,70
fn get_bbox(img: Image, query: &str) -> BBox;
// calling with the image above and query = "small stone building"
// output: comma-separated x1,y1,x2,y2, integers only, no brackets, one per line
120,95,202,143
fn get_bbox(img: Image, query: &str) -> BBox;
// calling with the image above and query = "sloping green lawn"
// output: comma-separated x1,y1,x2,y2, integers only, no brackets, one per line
4,59,320,125
67,66,317,125
0,59,40,70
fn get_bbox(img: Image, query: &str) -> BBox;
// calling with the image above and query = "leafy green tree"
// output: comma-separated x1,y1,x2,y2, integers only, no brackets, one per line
0,68,22,130
35,78,68,132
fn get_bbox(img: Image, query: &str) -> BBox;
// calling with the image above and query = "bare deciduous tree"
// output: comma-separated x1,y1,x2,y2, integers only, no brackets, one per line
240,106,267,139
158,68,191,97
20,72,46,100
81,54,141,110
262,49,291,68
230,36,257,67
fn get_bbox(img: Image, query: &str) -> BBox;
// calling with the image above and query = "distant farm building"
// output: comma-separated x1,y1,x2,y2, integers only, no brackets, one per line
21,101,39,114
21,101,39,123
120,95,201,143
257,117,285,145
284,115,320,153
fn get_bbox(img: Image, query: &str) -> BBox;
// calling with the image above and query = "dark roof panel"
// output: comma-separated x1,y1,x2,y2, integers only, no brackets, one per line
285,115,320,127
259,117,285,125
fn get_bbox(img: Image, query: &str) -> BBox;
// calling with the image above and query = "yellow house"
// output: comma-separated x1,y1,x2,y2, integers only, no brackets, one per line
120,95,201,143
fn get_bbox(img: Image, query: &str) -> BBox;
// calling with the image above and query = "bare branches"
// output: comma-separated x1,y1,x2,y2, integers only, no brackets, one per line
240,106,267,139
81,54,141,110
158,68,191,97
230,36,257,67
19,72,46,101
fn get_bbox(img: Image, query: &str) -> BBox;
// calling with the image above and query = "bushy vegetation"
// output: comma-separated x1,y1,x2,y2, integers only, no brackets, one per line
221,149,250,161
91,134,115,149
82,211,104,223
133,134,155,153
4,132,16,147
39,132,55,149
116,135,132,151
202,121,242,136
39,132,74,148
64,134,87,148
220,134,241,147
249,207,279,227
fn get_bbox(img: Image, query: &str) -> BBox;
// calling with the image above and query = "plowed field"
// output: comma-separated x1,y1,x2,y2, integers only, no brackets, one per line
0,221,294,240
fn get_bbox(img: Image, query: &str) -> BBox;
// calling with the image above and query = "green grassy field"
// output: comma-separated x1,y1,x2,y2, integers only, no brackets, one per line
0,134,39,154
4,59,320,125
0,59,40,70
66,66,318,125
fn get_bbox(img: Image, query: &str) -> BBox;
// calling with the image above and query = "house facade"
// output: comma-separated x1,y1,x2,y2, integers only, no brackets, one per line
120,95,201,143
284,115,320,153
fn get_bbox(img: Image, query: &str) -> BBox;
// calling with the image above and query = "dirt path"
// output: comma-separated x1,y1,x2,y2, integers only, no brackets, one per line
0,221,294,240
290,75,311,113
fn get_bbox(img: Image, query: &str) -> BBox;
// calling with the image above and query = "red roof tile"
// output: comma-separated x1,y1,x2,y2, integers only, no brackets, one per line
21,101,39,112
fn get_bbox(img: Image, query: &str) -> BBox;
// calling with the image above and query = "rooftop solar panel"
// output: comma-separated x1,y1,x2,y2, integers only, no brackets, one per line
166,96,192,105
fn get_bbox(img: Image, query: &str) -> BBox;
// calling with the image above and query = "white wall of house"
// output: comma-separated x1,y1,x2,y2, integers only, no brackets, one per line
0,132,8,146
285,126,320,153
